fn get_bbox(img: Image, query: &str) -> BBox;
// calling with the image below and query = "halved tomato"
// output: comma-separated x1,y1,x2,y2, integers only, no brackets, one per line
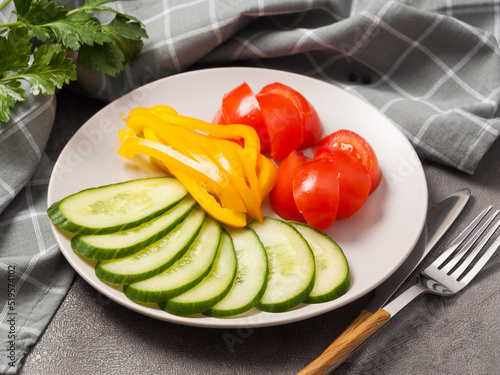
315,129,381,194
213,82,270,153
293,158,339,230
255,91,303,161
269,150,309,222
315,147,371,219
212,107,230,124
259,82,322,149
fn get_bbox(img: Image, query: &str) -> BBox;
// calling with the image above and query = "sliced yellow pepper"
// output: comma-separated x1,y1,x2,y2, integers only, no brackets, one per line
142,127,172,175
127,110,263,220
127,112,248,214
118,127,137,142
150,105,261,154
118,136,247,227
119,106,278,227
143,127,245,213
148,105,263,207
256,153,278,198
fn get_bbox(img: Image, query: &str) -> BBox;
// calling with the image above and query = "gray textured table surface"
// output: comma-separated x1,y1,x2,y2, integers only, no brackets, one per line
20,88,500,375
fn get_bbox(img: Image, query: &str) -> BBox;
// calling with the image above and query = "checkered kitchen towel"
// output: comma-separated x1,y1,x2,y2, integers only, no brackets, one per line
2,0,500,372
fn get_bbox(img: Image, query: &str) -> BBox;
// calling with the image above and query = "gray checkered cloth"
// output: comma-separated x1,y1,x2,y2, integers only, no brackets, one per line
2,0,500,372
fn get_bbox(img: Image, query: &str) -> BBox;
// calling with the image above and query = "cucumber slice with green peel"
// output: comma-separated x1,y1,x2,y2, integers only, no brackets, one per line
160,230,237,316
289,222,351,303
203,226,268,318
249,217,315,313
124,216,221,303
48,177,188,235
95,207,206,284
71,196,196,260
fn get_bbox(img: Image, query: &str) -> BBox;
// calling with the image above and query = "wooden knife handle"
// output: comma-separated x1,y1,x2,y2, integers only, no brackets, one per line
335,309,373,338
297,308,391,375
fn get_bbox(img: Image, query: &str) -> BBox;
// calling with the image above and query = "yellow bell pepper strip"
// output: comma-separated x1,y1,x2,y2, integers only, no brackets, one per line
127,112,248,214
256,153,278,199
119,136,221,184
150,105,261,154
126,109,263,221
149,105,263,208
142,127,172,175
118,127,137,142
216,136,262,202
143,127,244,213
118,135,247,227
155,119,262,221
151,159,247,228
197,132,263,222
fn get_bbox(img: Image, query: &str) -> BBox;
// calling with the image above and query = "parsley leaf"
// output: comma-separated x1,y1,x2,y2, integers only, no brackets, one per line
0,27,31,77
0,0,147,123
0,80,25,123
22,44,77,96
78,14,147,76
0,28,32,122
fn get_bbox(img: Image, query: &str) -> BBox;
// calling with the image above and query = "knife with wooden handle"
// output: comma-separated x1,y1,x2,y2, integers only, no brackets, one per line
297,188,471,375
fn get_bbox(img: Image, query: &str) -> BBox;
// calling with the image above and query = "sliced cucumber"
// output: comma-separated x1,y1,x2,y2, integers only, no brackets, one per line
289,222,350,303
203,226,268,318
124,216,221,303
95,207,205,284
249,217,315,313
48,177,188,235
160,230,237,316
71,196,196,260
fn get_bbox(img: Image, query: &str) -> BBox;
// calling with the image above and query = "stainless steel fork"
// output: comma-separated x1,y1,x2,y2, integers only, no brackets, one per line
299,206,500,375
385,205,500,313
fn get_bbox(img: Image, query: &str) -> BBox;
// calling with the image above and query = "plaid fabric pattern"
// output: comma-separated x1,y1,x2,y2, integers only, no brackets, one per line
68,0,500,174
2,0,500,371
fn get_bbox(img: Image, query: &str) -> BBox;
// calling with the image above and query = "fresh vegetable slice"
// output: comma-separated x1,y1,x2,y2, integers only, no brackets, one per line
118,135,247,227
150,104,266,206
47,177,187,235
203,225,268,317
212,106,230,125
160,229,237,316
95,207,206,284
71,196,196,260
269,150,309,222
120,105,273,227
289,222,350,303
258,82,322,149
213,82,270,153
148,105,261,156
130,111,261,217
256,153,278,199
293,158,340,230
255,91,303,160
249,217,315,313
315,129,381,194
315,147,371,219
124,216,221,303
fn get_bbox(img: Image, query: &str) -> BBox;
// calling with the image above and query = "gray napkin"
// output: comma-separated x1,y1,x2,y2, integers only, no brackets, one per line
2,0,500,372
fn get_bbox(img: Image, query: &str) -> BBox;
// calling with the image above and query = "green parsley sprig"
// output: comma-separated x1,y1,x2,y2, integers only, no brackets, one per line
0,0,148,123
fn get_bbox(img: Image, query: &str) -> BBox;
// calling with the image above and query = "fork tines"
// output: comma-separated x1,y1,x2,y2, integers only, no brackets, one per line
435,206,500,281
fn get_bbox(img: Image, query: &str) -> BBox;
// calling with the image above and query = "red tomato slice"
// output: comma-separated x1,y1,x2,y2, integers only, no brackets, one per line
255,91,303,161
259,82,322,150
269,150,309,222
293,158,339,230
315,147,371,219
215,82,271,153
315,129,381,194
212,106,230,124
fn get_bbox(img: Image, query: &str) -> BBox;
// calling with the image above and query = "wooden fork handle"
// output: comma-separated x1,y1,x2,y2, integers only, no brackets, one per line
297,309,392,375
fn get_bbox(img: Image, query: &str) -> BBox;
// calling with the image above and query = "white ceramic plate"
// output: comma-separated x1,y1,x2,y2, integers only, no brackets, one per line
48,67,427,328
